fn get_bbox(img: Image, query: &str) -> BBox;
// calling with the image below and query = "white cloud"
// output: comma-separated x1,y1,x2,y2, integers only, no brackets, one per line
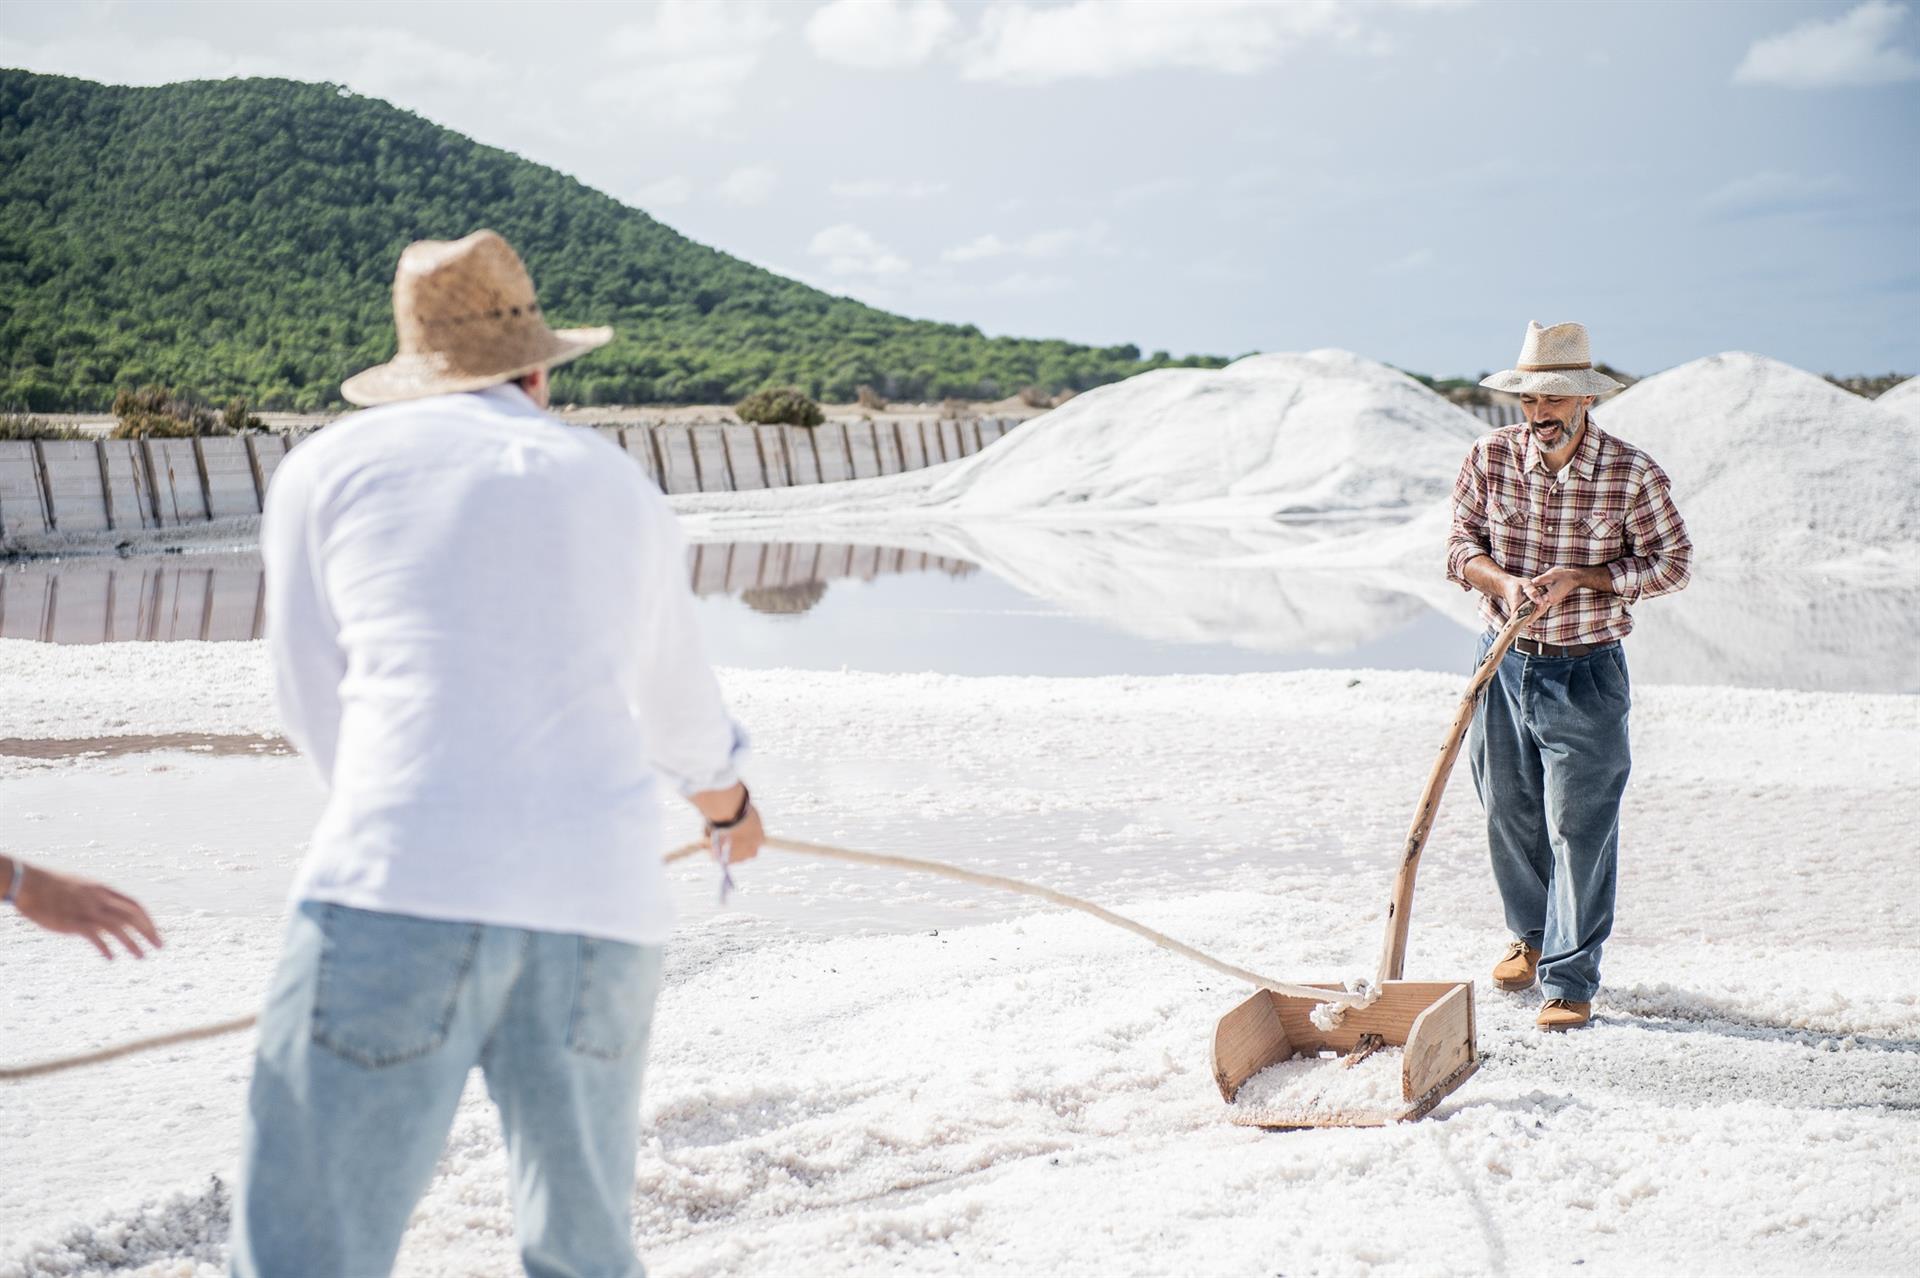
1733,0,1920,88
830,177,952,199
633,175,695,208
808,223,912,276
961,0,1364,83
807,0,957,69
717,165,779,206
941,223,1114,262
1702,171,1851,219
589,1,782,131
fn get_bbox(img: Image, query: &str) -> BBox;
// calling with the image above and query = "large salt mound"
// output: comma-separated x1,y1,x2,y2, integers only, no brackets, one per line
1596,353,1920,568
918,349,1482,517
1876,376,1920,421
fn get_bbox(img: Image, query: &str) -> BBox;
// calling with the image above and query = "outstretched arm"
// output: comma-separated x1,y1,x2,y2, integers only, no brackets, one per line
3,855,162,959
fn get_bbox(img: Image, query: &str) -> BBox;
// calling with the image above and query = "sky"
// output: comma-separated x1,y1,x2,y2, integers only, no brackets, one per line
3,0,1918,377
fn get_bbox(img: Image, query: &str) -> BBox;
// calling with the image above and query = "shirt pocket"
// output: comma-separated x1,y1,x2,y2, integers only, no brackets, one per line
1485,499,1532,562
1579,511,1625,563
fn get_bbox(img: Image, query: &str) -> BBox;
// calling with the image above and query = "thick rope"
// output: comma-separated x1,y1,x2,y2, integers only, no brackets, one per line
1,835,1371,1082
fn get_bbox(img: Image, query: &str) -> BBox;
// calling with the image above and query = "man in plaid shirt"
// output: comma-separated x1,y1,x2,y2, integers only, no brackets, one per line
1446,321,1692,1032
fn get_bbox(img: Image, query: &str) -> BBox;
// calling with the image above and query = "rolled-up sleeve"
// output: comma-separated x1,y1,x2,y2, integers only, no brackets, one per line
628,496,749,794
1607,459,1693,603
260,449,347,787
1445,442,1493,590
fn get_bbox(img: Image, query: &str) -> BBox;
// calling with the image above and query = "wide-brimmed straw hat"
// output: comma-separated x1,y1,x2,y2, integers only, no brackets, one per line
341,230,611,407
1479,321,1622,397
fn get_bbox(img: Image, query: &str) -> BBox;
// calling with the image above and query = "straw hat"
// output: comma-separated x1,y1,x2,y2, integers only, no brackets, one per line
1479,321,1622,397
341,230,611,407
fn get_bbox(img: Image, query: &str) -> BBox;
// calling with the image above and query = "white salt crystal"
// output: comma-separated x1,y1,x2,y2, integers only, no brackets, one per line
1229,1048,1407,1126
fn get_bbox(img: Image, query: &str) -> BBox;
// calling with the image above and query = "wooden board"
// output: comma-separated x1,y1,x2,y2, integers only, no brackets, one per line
0,441,50,539
199,438,259,518
36,440,111,533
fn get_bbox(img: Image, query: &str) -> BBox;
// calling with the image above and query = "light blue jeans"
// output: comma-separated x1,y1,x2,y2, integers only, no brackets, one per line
1467,633,1632,1002
232,902,663,1278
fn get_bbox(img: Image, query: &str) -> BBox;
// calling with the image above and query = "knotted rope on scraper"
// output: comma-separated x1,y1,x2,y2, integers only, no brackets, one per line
2,835,1379,1081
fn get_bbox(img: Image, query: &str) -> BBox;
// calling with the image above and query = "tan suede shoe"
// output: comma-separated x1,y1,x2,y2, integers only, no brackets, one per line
1537,999,1593,1031
1492,940,1541,991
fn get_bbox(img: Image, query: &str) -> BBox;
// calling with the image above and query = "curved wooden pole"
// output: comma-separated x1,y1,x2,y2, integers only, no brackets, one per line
1374,601,1538,983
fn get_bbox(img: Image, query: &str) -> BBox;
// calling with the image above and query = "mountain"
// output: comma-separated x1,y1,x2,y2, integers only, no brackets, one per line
0,70,1220,412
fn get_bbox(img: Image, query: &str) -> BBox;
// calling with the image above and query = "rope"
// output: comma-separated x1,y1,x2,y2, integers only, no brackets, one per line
1,835,1371,1082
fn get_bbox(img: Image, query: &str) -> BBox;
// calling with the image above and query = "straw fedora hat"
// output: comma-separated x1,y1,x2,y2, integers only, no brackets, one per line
1479,321,1622,397
341,230,612,407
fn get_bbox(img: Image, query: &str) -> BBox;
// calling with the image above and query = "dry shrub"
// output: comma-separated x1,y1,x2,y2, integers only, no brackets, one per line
855,384,888,411
1017,385,1052,409
938,397,970,418
734,386,824,428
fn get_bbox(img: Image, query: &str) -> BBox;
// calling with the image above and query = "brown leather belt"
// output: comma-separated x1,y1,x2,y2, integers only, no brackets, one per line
1513,637,1610,658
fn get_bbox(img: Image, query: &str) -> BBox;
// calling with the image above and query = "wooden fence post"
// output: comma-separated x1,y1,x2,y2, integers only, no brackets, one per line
779,427,800,486
242,434,267,512
752,427,774,487
807,426,825,483
29,439,56,531
717,427,741,491
94,439,116,531
647,426,671,491
867,421,886,475
189,437,215,521
891,421,909,473
838,421,857,480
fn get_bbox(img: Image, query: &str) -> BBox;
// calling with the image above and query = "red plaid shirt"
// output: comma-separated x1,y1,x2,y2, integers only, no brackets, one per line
1445,418,1692,645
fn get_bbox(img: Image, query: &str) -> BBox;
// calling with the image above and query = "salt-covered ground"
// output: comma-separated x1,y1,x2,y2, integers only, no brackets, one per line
3,641,1917,1276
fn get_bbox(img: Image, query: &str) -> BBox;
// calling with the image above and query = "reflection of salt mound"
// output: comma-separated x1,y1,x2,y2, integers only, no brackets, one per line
1877,377,1920,421
921,350,1481,517
1597,354,1919,567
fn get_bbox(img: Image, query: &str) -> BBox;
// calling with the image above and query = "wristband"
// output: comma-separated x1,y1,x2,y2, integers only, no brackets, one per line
2,857,23,907
707,786,753,831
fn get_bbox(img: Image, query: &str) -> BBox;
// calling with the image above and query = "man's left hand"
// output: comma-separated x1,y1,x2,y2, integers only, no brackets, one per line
1528,565,1612,610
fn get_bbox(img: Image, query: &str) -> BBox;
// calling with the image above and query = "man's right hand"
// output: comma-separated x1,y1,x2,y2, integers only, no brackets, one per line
1462,555,1540,619
1500,572,1539,618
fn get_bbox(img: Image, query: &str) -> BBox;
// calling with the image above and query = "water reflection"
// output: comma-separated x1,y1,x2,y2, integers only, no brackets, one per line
0,543,976,643
5,535,1912,693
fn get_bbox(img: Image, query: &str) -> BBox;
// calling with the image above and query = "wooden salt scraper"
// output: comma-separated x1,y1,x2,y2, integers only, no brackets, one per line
1212,602,1540,1128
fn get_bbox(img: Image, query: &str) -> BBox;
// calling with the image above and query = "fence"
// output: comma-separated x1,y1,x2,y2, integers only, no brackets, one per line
593,417,1019,496
0,540,974,642
1465,403,1525,428
0,435,291,543
0,420,1021,545
2,408,1526,546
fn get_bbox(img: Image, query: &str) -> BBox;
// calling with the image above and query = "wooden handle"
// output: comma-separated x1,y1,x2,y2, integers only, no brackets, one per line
1374,601,1538,983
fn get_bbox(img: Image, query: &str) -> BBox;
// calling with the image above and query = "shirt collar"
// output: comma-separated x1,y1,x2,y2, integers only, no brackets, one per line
1524,412,1603,481
469,382,545,417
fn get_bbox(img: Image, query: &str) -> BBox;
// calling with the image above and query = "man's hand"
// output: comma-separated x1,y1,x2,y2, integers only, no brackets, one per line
1529,565,1613,612
706,802,764,866
1463,555,1537,616
11,863,163,959
690,782,762,864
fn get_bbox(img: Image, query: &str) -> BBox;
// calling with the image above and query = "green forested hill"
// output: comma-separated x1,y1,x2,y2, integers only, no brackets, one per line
0,70,1220,412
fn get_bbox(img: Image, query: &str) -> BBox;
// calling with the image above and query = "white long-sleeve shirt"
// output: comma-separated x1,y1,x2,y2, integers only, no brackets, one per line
261,384,746,945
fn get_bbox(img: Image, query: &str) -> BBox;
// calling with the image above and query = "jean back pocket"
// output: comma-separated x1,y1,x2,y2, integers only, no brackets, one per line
310,904,482,1068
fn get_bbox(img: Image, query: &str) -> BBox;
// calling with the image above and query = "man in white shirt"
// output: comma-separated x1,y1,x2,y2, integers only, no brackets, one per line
233,230,761,1278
